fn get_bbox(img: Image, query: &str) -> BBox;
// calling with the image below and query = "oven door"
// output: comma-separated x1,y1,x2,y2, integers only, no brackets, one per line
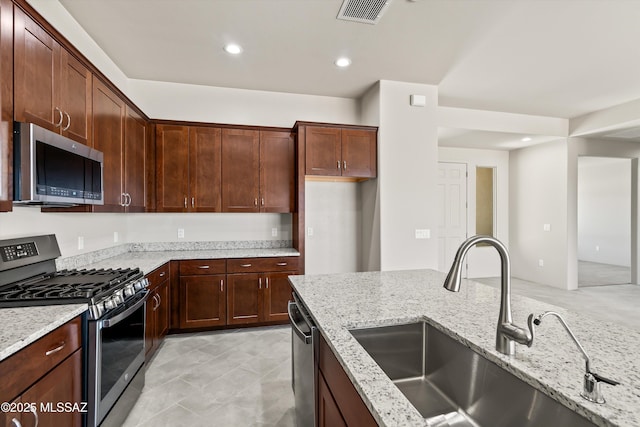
88,291,148,427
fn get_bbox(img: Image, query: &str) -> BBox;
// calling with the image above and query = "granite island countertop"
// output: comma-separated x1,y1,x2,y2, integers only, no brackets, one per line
289,269,640,427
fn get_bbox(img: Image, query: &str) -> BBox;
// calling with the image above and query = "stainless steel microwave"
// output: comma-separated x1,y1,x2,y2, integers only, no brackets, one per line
13,122,104,206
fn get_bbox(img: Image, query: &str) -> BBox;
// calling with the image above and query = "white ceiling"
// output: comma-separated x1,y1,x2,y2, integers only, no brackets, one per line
56,0,640,120
438,128,560,151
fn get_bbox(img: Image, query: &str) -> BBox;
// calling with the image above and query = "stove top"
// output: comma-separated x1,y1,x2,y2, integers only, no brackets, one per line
0,268,142,304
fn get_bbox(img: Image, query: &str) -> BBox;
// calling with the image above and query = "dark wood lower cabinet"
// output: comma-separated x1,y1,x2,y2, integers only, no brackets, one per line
318,335,377,427
179,274,226,329
145,263,170,360
226,273,261,325
263,272,294,322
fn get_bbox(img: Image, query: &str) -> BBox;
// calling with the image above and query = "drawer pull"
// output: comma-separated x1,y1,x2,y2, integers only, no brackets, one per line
220,279,224,292
159,272,166,277
45,342,66,356
198,265,210,269
240,264,252,268
276,262,287,266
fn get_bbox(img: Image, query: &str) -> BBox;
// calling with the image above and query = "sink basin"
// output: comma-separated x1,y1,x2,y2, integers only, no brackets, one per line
350,322,596,427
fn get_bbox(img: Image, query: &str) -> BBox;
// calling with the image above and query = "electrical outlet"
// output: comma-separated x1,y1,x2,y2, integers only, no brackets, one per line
596,245,600,252
113,231,119,243
177,228,185,239
543,224,551,232
415,229,430,239
271,228,278,237
307,227,314,237
78,236,84,250
538,259,544,267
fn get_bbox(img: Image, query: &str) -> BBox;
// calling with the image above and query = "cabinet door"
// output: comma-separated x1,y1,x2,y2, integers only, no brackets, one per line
124,106,147,212
156,279,170,338
305,126,341,176
260,130,294,213
156,125,189,212
263,272,294,322
318,372,347,427
14,8,60,132
221,129,260,212
189,126,221,212
144,289,156,359
21,349,82,427
179,274,226,329
227,273,262,325
341,129,377,178
92,77,125,211
0,0,13,212
59,49,91,146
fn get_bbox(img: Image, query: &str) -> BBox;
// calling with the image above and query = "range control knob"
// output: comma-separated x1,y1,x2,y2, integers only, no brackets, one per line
103,299,116,311
112,293,125,306
123,284,135,298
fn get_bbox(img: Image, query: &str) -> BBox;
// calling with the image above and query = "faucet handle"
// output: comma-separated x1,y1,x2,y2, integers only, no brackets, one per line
581,371,619,404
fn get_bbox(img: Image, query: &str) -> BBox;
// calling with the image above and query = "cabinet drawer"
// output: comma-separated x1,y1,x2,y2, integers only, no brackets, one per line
146,263,170,289
179,259,226,275
0,316,82,402
227,257,299,273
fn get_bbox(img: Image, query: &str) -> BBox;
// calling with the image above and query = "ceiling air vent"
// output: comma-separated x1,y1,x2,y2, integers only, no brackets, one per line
337,0,393,25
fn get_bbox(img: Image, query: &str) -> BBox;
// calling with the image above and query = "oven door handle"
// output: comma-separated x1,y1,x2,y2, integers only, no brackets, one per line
100,291,149,329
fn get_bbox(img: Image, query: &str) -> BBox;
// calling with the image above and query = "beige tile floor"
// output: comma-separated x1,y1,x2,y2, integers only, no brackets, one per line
122,325,295,427
123,274,639,427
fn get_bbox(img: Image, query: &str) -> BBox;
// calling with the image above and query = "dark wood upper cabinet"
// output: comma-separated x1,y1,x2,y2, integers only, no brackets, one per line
14,8,91,146
305,126,342,177
260,130,295,213
92,77,125,212
156,125,222,212
341,128,376,178
190,126,222,212
155,124,189,212
221,128,260,212
124,106,147,212
0,0,14,212
304,124,377,179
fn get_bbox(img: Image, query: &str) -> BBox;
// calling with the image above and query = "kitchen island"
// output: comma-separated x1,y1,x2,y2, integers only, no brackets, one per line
289,269,640,427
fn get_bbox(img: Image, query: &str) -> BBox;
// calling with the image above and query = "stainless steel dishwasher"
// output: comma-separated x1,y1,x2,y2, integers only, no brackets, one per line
289,292,317,427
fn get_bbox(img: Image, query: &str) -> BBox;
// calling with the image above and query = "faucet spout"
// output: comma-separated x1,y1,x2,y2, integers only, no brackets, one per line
444,235,533,355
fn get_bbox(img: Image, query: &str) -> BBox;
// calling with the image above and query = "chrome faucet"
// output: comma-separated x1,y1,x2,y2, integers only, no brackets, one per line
443,235,534,355
532,311,619,404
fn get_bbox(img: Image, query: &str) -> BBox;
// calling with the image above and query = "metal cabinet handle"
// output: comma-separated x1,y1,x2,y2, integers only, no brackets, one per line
197,265,210,269
30,406,39,427
10,418,22,427
191,197,195,208
54,107,63,127
159,272,166,278
156,292,162,307
276,262,287,266
220,279,224,292
266,277,269,289
45,342,66,356
240,264,252,268
343,160,347,170
184,197,187,208
125,193,132,207
337,160,341,170
153,294,160,311
62,111,71,131
120,193,126,207
261,197,265,206
259,277,262,289
254,198,258,206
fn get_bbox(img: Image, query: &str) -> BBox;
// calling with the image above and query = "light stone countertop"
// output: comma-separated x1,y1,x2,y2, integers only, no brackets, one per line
289,269,640,427
77,247,300,274
0,242,299,363
0,304,87,362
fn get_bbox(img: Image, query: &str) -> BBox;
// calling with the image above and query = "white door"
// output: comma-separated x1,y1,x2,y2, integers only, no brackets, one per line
438,162,468,273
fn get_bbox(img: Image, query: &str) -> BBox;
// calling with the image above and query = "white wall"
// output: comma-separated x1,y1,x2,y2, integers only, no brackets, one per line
509,139,570,289
437,147,509,277
305,182,360,274
377,81,439,271
577,158,631,266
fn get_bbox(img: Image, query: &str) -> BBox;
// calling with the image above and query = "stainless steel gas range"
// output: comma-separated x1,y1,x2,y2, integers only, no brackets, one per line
0,234,149,427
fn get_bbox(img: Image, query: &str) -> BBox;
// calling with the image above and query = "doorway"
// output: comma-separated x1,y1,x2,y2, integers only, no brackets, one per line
577,156,632,286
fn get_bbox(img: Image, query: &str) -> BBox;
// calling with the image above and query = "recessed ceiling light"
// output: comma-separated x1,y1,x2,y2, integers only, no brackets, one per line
521,137,532,142
335,57,352,68
224,43,243,55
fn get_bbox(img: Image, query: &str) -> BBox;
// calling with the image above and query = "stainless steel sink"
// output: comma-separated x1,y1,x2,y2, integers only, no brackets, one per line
350,322,596,427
